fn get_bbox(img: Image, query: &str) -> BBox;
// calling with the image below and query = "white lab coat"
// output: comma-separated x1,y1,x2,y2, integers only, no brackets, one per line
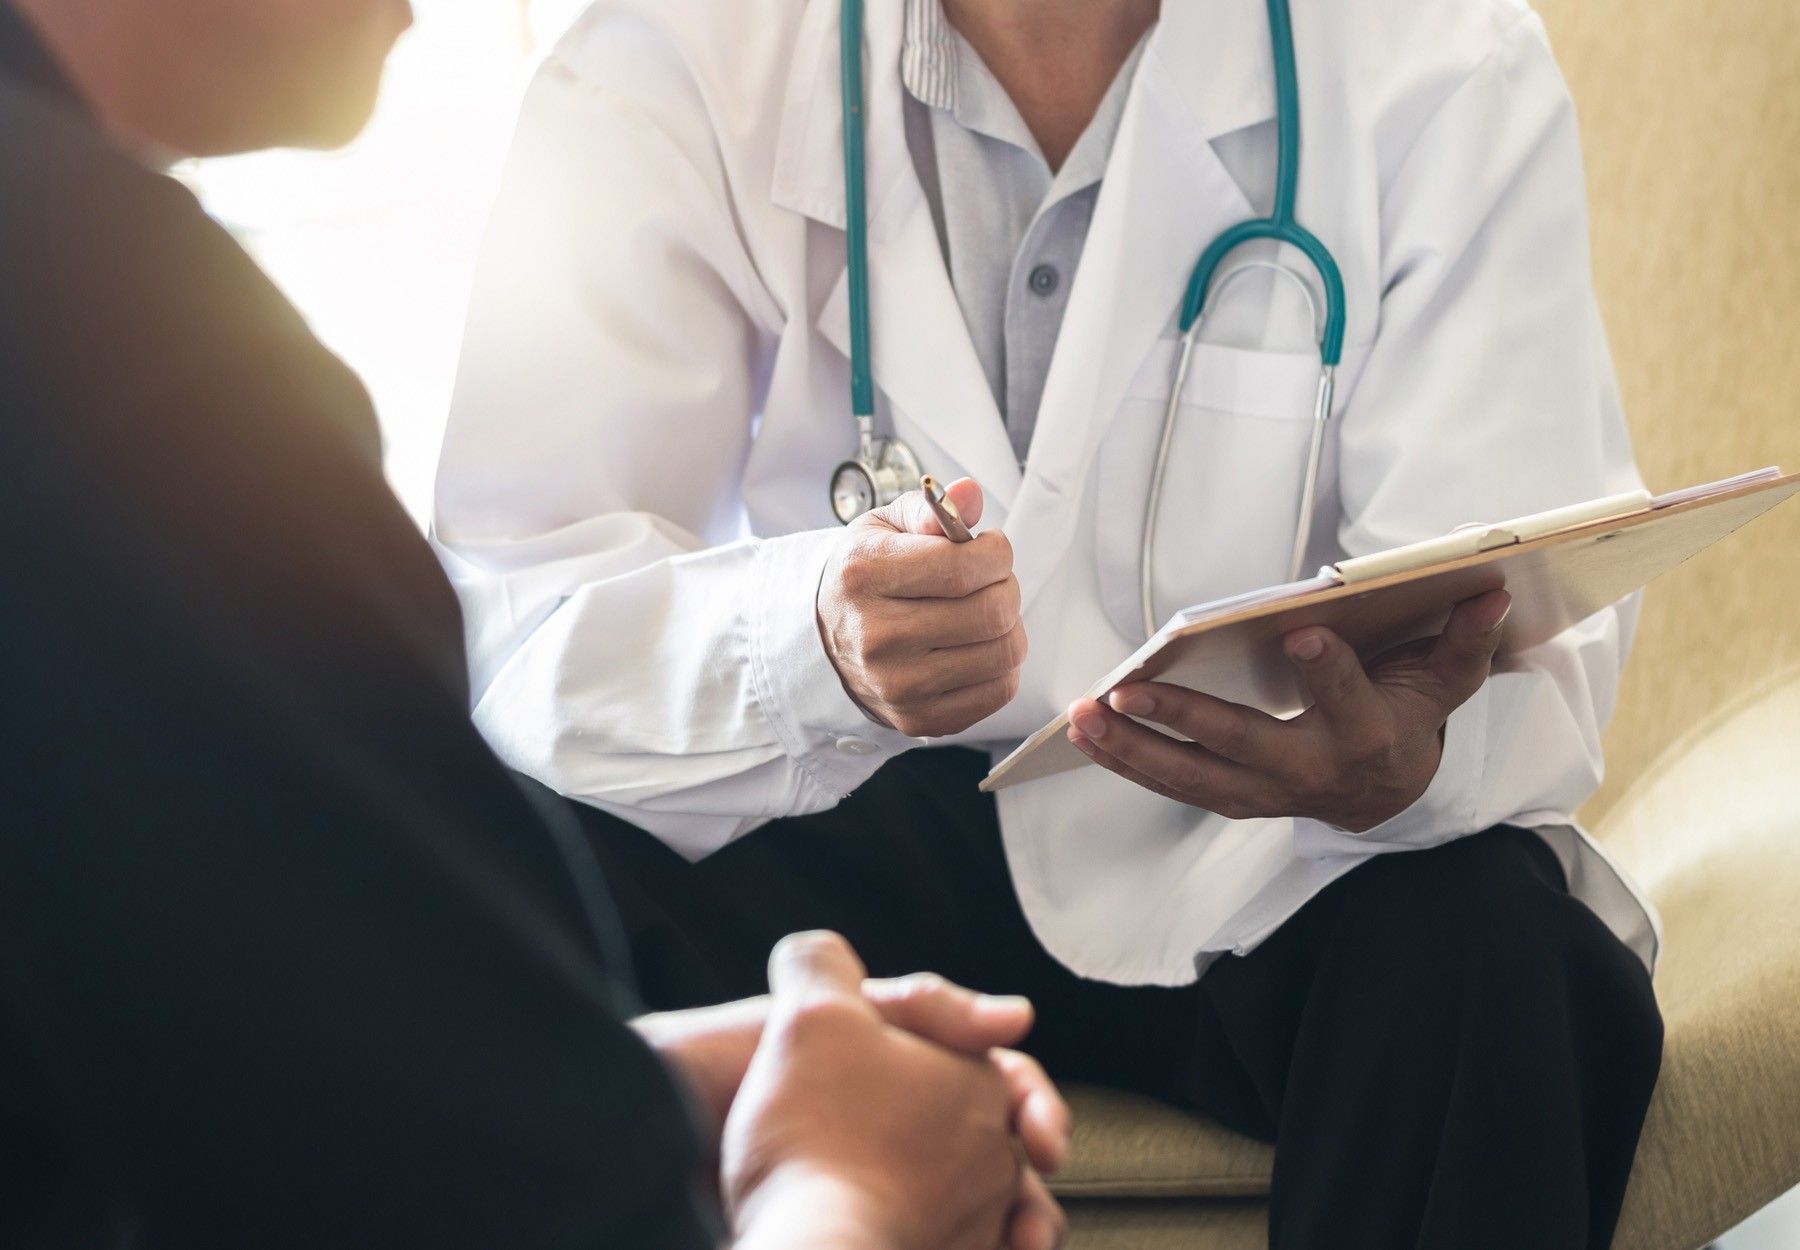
435,0,1660,985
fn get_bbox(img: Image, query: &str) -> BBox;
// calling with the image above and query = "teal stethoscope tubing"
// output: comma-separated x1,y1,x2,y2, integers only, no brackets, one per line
839,0,1348,633
1178,0,1344,358
841,0,877,436
1152,0,1348,630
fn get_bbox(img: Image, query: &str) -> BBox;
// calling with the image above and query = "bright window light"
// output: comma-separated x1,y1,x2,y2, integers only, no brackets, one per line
186,0,592,522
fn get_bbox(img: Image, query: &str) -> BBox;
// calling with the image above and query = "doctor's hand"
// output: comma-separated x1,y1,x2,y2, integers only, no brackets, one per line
1065,589,1511,833
818,478,1026,738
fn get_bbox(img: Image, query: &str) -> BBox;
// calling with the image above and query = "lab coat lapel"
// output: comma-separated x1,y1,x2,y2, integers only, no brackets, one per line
1010,0,1277,602
772,0,1024,511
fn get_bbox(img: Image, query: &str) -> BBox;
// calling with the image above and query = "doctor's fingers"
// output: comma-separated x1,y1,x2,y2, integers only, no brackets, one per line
847,528,1015,599
1104,682,1291,772
1419,590,1511,711
862,580,1022,651
1066,706,1285,820
873,477,987,535
1070,732,1277,822
903,672,1022,739
1282,625,1392,737
896,626,1029,698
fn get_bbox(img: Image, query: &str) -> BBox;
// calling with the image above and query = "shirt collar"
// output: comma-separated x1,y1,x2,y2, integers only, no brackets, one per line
902,0,1031,149
0,1,87,115
900,0,958,111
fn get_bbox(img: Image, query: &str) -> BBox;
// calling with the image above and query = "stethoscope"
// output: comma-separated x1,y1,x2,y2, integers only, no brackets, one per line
828,0,1347,640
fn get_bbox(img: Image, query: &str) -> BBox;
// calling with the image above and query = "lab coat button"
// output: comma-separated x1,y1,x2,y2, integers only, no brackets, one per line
835,735,878,756
1027,264,1060,296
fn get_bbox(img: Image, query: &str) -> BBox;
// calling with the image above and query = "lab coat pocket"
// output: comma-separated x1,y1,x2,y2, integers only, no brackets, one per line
1094,339,1361,641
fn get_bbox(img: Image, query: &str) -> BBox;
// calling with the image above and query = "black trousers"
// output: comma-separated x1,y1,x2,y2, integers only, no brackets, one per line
572,748,1663,1249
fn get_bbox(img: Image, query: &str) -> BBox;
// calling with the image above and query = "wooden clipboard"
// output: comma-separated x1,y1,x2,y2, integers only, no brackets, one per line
981,469,1800,793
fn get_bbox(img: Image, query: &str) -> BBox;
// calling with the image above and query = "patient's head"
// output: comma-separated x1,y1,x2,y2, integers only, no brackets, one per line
14,0,413,155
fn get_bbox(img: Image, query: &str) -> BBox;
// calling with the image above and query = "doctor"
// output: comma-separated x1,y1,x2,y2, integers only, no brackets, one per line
437,0,1663,1243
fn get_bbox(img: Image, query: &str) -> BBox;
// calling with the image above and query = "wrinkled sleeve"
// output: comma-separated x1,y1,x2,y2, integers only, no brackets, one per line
434,33,911,861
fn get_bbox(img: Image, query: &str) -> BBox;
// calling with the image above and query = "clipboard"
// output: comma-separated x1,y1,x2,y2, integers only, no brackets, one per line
981,467,1800,793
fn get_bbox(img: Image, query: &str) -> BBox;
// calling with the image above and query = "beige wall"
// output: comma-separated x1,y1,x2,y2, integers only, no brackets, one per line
1533,0,1800,821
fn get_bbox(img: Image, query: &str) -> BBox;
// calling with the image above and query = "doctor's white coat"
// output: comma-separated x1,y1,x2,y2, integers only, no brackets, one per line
434,0,1660,985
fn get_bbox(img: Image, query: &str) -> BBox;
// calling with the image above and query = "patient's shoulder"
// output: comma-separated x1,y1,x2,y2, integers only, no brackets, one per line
0,84,274,355
0,80,375,458
1,84,128,328
0,79,201,299
0,88,389,621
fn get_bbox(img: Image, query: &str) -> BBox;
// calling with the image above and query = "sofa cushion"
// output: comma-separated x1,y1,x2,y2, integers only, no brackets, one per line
1600,672,1800,1250
1052,1086,1273,1199
1062,1199,1268,1249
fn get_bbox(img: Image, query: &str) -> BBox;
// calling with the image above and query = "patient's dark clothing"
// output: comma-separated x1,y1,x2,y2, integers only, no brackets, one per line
0,8,711,1247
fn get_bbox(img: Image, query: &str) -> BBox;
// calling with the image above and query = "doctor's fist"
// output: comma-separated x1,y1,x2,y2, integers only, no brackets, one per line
818,478,1026,738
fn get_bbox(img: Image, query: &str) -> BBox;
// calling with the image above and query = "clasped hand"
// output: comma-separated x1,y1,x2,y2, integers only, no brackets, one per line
1067,589,1511,832
637,932,1069,1250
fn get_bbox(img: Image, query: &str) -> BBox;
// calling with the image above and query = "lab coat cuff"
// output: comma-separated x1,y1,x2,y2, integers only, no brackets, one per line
751,530,915,798
1292,681,1490,856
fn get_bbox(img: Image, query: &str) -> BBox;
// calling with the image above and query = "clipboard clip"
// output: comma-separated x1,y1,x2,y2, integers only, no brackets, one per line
1330,489,1653,585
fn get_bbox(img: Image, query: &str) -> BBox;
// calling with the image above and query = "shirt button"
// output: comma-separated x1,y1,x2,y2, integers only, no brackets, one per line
835,736,878,756
1027,264,1060,297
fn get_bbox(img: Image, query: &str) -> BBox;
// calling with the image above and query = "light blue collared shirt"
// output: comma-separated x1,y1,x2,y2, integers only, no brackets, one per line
900,0,1149,463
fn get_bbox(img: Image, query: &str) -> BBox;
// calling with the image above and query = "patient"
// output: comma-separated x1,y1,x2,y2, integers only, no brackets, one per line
0,1,1066,1247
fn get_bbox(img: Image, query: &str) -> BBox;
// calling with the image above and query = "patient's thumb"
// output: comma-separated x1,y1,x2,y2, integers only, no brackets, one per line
767,930,866,1002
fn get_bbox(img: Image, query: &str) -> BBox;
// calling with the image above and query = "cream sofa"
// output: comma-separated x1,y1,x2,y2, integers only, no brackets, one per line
1053,0,1800,1244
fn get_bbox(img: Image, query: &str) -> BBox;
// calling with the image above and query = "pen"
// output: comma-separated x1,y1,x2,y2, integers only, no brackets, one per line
920,474,974,543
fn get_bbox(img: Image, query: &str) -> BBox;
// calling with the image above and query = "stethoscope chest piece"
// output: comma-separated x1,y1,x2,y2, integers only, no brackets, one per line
831,0,927,526
830,425,924,524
